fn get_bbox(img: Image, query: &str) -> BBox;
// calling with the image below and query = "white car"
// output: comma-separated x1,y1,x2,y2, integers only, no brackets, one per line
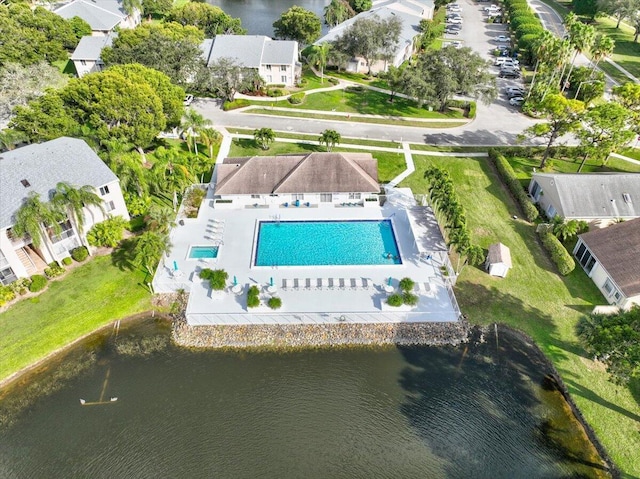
495,57,519,66
183,94,194,106
506,87,526,97
484,4,500,11
448,17,463,24
509,96,525,106
447,5,462,12
495,35,510,43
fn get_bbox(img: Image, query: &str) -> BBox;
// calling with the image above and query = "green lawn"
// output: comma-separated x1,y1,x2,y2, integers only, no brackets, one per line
619,147,640,161
0,256,152,383
228,139,406,183
245,108,467,128
591,17,640,81
247,88,466,119
400,156,640,476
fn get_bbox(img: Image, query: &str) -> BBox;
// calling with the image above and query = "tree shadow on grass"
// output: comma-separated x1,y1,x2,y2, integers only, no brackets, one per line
111,238,137,272
563,377,640,424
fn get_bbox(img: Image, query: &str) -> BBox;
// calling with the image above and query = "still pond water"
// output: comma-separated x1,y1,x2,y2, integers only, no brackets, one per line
208,0,329,37
0,319,608,478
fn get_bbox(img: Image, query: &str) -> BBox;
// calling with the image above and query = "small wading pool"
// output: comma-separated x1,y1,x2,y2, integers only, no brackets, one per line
254,220,401,266
188,246,219,259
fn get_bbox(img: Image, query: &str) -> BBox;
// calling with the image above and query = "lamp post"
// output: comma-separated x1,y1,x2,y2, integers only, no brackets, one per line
574,80,599,100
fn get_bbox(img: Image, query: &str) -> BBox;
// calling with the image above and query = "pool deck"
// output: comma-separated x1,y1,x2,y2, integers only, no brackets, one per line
153,187,461,324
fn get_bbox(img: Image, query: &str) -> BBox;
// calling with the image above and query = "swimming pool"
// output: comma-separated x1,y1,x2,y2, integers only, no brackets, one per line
188,246,219,259
254,220,401,266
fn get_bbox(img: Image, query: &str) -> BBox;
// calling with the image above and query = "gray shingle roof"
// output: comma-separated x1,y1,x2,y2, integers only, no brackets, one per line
214,153,379,195
206,35,298,68
487,243,512,267
0,137,118,229
55,0,126,32
579,218,640,297
532,172,640,219
71,32,116,61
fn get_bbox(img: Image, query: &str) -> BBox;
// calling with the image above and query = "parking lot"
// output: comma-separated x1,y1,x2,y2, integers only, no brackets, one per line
442,0,532,128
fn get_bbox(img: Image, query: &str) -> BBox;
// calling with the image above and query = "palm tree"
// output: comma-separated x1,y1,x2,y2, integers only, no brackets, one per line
318,129,341,151
199,127,221,159
133,231,172,276
253,128,275,150
552,218,579,242
181,109,211,156
52,182,105,242
12,192,64,248
144,205,175,235
323,0,354,27
589,34,615,78
562,19,596,93
307,43,332,82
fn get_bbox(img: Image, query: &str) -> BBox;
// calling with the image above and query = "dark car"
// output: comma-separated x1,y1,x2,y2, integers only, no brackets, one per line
499,70,520,78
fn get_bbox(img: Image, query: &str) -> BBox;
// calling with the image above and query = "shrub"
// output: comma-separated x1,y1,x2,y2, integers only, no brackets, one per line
247,285,260,308
387,293,403,307
538,231,575,275
87,217,128,248
222,99,250,111
199,268,228,290
288,92,305,104
62,257,73,266
345,85,364,93
402,292,419,306
0,285,16,306
488,150,539,222
71,246,89,262
516,24,543,39
29,274,48,292
267,88,285,97
328,77,339,85
44,261,65,279
268,296,282,310
9,278,31,295
399,277,415,292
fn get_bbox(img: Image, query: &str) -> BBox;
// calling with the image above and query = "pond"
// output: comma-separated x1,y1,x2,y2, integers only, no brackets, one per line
0,319,609,478
208,0,330,37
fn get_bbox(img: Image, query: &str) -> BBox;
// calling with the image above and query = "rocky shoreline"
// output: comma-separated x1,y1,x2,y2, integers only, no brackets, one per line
172,319,471,349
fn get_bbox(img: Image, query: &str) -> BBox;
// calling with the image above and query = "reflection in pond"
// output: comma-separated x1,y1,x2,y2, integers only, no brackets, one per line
0,319,609,478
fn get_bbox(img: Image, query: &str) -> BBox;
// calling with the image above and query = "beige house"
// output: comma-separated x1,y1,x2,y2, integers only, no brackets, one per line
212,152,380,208
573,218,640,310
0,138,129,285
528,172,640,226
203,35,300,87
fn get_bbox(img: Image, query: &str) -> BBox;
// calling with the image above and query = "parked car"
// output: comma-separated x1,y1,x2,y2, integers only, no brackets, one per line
506,87,526,97
500,60,520,70
509,96,525,106
446,13,462,19
447,5,462,11
500,70,520,78
447,23,462,30
445,28,460,35
183,94,194,106
495,57,519,66
495,35,510,43
448,17,463,24
484,4,500,11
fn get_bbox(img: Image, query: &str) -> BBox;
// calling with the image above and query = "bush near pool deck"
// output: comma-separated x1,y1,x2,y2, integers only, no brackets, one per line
199,269,228,290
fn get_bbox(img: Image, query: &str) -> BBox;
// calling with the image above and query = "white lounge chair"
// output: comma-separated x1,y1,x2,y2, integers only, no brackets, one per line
338,278,346,290
293,278,300,290
360,278,369,289
283,278,292,289
349,278,357,289
304,278,312,290
316,278,324,289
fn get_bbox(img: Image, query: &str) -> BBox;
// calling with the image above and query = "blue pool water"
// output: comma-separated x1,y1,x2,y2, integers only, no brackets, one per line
189,246,219,259
255,220,401,266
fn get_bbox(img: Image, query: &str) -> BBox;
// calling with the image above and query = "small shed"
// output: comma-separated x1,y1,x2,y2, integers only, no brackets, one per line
485,243,512,278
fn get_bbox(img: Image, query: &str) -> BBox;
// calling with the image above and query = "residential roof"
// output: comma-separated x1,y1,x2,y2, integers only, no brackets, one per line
214,152,379,195
71,32,116,61
0,137,118,229
206,35,298,68
54,0,126,32
315,0,433,63
532,172,640,220
579,218,640,297
487,242,512,267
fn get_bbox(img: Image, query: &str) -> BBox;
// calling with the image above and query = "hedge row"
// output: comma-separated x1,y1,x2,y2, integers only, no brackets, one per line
488,150,539,222
538,230,576,276
503,0,545,56
222,99,250,111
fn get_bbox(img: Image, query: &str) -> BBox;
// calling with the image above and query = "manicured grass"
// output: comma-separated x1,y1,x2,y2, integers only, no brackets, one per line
400,156,640,476
247,88,466,119
52,59,77,77
591,17,640,81
226,128,403,149
504,153,640,179
619,147,640,161
228,139,406,182
0,255,152,383
245,108,468,128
